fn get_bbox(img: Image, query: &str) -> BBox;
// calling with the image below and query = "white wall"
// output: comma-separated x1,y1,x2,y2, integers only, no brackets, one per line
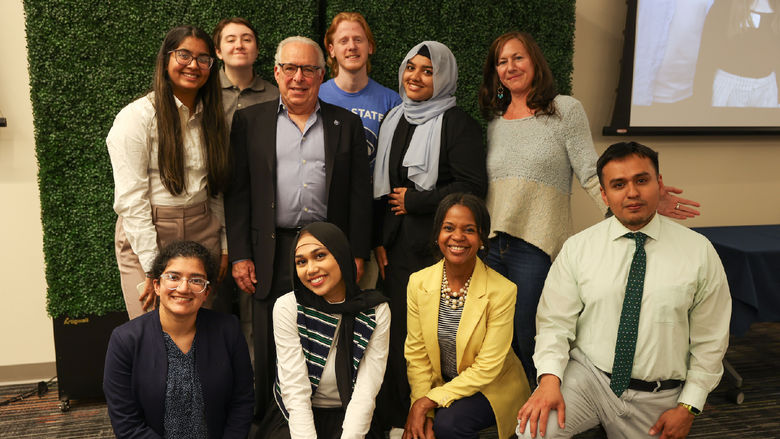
0,0,56,373
571,0,780,232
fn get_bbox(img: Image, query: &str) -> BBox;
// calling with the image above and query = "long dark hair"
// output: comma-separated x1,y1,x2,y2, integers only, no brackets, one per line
152,25,229,197
728,0,780,37
479,31,558,120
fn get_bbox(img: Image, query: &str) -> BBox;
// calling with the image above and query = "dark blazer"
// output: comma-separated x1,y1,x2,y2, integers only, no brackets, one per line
375,106,487,255
224,99,372,300
103,309,253,439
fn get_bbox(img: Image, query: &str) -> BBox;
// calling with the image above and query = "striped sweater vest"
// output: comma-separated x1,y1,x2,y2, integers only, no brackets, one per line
273,303,378,419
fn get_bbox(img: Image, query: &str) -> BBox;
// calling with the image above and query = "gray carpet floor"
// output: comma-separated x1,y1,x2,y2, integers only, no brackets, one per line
1,322,778,438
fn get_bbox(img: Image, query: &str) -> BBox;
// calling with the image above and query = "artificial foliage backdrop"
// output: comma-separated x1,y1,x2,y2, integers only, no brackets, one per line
25,0,575,318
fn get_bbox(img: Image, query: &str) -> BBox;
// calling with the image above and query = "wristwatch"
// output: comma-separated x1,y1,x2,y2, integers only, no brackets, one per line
679,403,701,416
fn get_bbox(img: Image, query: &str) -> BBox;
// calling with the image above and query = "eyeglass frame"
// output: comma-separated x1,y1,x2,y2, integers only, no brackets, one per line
276,62,323,78
158,272,211,294
168,49,214,70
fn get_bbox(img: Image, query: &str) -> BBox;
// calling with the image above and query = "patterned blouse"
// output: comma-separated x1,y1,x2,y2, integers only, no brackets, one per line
162,332,208,439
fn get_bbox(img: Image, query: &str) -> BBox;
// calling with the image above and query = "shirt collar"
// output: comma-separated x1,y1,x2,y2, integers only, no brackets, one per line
277,97,320,115
219,69,233,89
607,212,661,242
172,94,203,117
219,68,270,92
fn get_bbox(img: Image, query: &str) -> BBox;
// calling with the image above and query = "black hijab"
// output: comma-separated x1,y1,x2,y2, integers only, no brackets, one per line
291,222,388,407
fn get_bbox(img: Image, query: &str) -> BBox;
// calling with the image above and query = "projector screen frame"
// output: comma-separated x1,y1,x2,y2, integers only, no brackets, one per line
603,0,780,136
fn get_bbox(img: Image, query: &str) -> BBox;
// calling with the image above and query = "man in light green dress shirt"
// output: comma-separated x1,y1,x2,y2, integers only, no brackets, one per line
517,142,731,439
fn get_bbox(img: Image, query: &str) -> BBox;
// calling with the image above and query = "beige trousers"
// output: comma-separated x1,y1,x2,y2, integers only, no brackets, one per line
516,348,681,439
357,249,380,290
115,201,221,319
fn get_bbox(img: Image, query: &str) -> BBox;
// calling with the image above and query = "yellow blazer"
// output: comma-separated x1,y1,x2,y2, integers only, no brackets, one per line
405,258,531,439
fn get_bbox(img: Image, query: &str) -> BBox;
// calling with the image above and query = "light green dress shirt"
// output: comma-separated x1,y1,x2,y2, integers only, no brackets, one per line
534,214,731,410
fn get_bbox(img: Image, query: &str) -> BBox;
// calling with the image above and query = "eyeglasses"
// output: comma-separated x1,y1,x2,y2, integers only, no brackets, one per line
168,49,214,70
160,272,210,293
277,63,322,78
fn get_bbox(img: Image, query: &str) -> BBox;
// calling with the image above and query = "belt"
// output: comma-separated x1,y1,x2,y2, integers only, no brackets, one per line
603,371,682,393
152,201,209,220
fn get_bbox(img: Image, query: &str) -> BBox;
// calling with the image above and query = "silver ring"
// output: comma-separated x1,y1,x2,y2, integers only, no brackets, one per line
675,202,681,210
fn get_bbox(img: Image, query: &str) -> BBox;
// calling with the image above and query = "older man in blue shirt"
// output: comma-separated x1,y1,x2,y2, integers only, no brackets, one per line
224,35,372,424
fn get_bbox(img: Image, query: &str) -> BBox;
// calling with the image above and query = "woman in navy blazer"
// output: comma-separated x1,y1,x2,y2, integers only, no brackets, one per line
103,241,253,438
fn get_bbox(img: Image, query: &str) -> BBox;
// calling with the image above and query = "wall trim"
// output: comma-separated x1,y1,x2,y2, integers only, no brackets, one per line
0,362,56,385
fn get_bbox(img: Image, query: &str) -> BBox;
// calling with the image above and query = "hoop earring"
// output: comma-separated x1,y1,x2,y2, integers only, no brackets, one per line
497,84,505,100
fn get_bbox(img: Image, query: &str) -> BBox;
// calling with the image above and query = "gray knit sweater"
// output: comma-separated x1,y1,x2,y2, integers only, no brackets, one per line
485,95,606,259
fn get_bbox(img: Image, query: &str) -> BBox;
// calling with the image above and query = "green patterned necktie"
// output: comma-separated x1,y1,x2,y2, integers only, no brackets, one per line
610,232,647,397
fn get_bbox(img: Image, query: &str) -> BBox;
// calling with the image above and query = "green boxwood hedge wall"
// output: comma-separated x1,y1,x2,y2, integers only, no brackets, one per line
325,0,576,121
25,0,574,318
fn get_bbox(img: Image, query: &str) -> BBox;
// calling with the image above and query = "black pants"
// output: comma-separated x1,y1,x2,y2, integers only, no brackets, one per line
252,229,297,421
375,237,436,429
260,402,384,439
433,392,495,439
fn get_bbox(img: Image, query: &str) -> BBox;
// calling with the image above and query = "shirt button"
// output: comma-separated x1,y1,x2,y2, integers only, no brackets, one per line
302,136,306,141
304,207,309,212
303,183,308,188
302,159,306,164
237,103,242,108
271,232,275,239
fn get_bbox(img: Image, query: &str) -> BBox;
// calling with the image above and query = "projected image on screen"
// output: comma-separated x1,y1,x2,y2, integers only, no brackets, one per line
630,0,780,127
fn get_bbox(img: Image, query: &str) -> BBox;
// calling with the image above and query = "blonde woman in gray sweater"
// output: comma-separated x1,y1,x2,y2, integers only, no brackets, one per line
478,31,700,384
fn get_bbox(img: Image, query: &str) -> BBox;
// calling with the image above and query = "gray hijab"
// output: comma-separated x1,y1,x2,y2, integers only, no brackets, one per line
374,41,458,197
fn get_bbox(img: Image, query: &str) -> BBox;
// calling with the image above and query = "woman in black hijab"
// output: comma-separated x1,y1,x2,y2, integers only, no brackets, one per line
262,222,390,439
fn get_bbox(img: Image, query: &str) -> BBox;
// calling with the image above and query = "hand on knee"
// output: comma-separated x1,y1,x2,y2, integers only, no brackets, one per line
517,375,566,438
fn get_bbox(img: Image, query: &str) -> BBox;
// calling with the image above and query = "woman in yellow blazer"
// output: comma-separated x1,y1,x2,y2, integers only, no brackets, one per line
403,193,531,439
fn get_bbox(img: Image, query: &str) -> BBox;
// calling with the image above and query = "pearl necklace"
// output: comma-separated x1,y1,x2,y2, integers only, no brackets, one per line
440,264,472,310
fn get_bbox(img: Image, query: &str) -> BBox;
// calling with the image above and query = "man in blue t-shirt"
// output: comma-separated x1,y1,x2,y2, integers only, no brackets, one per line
319,12,401,299
320,12,401,180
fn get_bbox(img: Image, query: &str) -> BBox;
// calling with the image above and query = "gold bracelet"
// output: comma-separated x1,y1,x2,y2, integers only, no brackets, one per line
679,403,700,416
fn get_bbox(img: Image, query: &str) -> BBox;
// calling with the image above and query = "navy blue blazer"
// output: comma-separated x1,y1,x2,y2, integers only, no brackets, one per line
103,308,253,438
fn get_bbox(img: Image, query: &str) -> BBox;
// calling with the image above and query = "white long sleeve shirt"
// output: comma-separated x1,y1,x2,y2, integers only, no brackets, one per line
534,214,731,410
107,93,226,272
272,292,390,439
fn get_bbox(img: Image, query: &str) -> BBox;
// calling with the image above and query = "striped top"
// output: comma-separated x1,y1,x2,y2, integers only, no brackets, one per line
274,298,378,419
438,295,464,380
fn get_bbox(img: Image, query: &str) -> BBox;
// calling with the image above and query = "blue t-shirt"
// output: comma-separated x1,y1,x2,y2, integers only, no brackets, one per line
319,78,402,177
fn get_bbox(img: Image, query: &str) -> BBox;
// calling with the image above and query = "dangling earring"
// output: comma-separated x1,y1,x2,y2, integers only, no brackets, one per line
497,83,505,100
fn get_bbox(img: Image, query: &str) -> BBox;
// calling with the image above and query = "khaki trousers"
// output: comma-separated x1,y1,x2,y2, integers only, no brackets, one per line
115,201,221,319
516,348,682,439
357,250,379,290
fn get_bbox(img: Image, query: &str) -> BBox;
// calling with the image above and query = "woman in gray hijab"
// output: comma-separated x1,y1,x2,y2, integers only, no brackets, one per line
372,41,487,431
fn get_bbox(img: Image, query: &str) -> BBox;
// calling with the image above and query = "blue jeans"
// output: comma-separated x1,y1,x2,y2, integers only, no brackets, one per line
484,233,551,385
